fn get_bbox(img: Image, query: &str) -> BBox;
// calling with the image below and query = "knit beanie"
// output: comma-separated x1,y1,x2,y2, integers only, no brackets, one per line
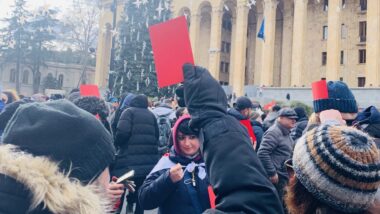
293,124,380,213
2,100,115,184
313,81,358,113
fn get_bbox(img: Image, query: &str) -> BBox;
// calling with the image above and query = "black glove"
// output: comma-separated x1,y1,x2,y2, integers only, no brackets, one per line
175,84,185,108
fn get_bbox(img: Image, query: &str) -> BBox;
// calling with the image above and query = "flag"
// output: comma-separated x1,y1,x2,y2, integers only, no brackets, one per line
257,18,265,41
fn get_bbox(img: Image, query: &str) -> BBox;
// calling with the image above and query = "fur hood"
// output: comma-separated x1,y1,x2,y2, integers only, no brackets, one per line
0,144,111,214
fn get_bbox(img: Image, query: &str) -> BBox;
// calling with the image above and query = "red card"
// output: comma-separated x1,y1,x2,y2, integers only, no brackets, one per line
240,119,257,147
80,85,100,98
312,80,329,100
149,16,194,88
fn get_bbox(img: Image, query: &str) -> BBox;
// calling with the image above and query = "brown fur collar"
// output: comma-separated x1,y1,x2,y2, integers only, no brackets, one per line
0,144,111,214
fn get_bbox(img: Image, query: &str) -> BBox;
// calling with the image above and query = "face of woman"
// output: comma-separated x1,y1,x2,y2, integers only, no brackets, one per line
177,132,200,156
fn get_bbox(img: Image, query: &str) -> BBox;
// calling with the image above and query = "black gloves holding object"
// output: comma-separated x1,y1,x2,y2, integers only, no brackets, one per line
177,64,283,214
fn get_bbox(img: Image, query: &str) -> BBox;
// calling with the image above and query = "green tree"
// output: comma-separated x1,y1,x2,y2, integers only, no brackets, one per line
0,0,30,93
25,6,60,93
113,0,174,97
42,73,59,90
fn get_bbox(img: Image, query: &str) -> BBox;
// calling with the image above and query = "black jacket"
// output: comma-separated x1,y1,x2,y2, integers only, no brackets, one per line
112,95,159,179
139,148,210,214
178,64,283,214
355,106,380,148
290,117,308,142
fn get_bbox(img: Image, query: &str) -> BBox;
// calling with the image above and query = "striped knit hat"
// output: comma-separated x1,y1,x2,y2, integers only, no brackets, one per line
293,124,380,213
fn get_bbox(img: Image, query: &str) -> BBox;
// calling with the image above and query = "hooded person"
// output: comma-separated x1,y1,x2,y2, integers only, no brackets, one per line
354,106,380,148
0,100,116,214
175,64,283,214
112,94,159,214
290,106,309,142
139,115,211,214
286,123,380,214
111,93,136,135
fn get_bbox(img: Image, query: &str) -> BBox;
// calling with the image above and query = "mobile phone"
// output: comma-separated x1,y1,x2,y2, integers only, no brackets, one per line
116,170,135,184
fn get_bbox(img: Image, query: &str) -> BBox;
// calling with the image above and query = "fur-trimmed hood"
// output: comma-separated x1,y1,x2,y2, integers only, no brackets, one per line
0,144,111,214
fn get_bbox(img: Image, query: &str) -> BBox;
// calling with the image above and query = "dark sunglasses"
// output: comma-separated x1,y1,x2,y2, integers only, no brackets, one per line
284,159,295,178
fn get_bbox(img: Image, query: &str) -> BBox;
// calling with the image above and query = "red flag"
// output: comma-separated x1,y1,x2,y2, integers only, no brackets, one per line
80,84,100,98
312,80,329,100
149,16,194,88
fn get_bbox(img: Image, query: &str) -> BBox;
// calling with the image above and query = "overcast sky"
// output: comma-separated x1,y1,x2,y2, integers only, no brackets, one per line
0,0,71,21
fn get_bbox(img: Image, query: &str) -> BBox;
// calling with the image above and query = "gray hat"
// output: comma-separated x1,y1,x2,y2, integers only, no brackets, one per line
278,108,298,119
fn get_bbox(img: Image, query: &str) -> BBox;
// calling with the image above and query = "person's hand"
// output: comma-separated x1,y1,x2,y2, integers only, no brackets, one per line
169,163,184,183
270,174,279,184
107,177,125,203
320,109,346,125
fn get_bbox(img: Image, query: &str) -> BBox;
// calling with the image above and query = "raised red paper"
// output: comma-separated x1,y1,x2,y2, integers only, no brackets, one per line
312,80,329,100
149,16,194,88
80,84,100,98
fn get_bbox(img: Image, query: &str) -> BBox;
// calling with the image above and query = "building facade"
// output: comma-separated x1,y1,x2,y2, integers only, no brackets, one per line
97,0,380,96
0,62,95,96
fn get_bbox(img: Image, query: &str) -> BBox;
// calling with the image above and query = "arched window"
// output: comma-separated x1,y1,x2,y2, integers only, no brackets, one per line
22,70,29,84
58,74,64,88
9,69,16,83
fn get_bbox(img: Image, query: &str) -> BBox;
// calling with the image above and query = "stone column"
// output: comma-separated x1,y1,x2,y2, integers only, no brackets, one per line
189,13,201,63
290,0,308,86
366,0,380,87
254,13,264,86
326,0,341,81
280,1,294,87
231,0,249,96
260,0,278,86
208,6,223,79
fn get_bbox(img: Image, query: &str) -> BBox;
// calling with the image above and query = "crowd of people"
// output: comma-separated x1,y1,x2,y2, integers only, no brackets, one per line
0,64,379,214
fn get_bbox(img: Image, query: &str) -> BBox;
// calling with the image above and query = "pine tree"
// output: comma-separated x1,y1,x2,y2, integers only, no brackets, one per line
113,0,174,98
0,0,30,93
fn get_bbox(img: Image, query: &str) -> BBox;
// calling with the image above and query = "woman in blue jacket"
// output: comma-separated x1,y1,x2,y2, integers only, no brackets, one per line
139,115,211,214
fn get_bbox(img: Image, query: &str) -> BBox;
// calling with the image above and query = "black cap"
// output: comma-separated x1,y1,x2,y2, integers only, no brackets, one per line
236,96,253,111
278,108,298,119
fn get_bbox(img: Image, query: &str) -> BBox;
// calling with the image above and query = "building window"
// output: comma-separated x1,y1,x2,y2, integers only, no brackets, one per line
322,52,327,65
323,0,329,11
341,24,347,39
360,0,367,11
359,21,367,42
340,77,343,81
359,49,366,64
222,18,232,31
9,69,16,83
321,78,326,80
220,62,225,73
221,41,231,53
340,51,344,65
323,26,328,40
22,70,29,84
358,77,366,87
58,74,64,88
342,0,346,8
225,62,230,73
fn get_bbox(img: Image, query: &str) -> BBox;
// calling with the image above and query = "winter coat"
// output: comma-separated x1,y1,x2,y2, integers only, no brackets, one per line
0,145,109,214
111,93,136,135
139,117,211,214
290,117,308,142
251,120,264,151
177,64,283,214
258,121,295,179
112,95,159,179
355,106,380,148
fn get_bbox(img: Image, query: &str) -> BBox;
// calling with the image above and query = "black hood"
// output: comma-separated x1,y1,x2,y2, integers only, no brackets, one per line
181,64,227,129
130,95,148,108
227,108,246,120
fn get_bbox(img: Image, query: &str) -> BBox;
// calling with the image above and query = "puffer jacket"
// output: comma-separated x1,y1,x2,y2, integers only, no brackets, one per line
112,95,159,179
139,116,211,214
258,121,295,179
176,64,283,214
0,145,109,214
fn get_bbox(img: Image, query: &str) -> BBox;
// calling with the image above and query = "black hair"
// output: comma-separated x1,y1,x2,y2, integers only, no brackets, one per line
177,119,198,136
